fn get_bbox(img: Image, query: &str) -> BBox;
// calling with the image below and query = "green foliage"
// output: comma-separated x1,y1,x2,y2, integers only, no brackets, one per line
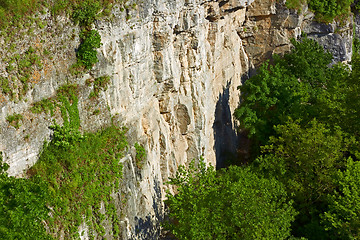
134,142,146,169
88,75,111,98
31,83,80,128
236,37,360,239
0,76,12,95
56,84,80,129
0,152,52,239
72,0,101,27
256,119,348,203
27,81,127,238
322,158,360,239
29,124,127,239
284,0,353,22
235,61,306,144
0,0,43,28
49,123,84,149
343,53,360,136
254,118,354,239
77,30,101,69
165,160,296,240
6,113,23,129
30,98,56,115
308,0,352,22
235,37,350,145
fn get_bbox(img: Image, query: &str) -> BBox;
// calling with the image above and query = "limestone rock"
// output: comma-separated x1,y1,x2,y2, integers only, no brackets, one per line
0,0,356,239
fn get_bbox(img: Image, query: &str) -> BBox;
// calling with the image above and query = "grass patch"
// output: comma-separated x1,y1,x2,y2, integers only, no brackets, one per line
6,113,23,129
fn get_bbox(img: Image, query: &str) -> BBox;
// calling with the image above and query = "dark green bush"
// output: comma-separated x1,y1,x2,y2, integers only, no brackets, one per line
77,30,101,69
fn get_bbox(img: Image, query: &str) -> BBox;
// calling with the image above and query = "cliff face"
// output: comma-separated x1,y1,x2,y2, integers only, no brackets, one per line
0,0,354,239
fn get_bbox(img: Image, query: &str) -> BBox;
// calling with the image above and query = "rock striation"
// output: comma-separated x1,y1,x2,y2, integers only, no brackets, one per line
0,0,355,238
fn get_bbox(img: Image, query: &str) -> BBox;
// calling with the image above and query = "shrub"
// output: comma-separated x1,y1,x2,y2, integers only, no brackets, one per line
29,125,127,239
134,142,146,169
77,30,101,69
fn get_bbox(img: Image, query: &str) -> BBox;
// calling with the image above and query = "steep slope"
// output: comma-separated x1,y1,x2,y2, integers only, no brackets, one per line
0,0,355,238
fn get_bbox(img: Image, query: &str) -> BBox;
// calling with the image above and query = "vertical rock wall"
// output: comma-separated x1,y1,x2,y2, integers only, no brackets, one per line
0,0,354,239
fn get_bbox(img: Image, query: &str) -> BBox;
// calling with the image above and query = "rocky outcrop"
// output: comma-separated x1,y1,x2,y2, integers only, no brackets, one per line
241,0,353,70
0,0,355,239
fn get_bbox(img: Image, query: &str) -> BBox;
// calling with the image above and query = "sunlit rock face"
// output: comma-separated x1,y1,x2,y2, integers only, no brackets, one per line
0,0,354,238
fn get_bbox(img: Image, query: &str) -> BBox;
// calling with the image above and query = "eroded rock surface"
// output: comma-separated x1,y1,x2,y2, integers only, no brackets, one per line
0,0,355,239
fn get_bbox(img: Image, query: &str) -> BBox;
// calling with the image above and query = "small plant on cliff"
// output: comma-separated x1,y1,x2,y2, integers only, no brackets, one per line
134,142,146,169
88,75,111,98
6,113,23,129
72,0,101,27
30,98,56,115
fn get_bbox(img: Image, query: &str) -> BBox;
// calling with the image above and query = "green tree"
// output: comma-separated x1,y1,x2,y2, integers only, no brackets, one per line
322,158,360,240
0,154,51,239
235,38,350,146
254,119,356,239
165,160,296,240
255,119,348,203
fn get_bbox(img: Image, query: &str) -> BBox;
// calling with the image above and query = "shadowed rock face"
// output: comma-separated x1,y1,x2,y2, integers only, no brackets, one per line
0,0,354,238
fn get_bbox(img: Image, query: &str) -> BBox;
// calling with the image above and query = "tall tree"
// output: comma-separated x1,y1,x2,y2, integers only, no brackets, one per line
165,160,296,240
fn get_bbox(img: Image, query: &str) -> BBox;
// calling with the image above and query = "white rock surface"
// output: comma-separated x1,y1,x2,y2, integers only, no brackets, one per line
0,0,354,238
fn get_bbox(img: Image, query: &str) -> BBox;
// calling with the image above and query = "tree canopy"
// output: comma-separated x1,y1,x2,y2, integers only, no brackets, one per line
165,160,296,240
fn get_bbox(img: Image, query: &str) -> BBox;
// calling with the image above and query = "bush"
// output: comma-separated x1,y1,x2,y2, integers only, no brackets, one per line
77,30,101,69
134,142,146,169
30,125,127,238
